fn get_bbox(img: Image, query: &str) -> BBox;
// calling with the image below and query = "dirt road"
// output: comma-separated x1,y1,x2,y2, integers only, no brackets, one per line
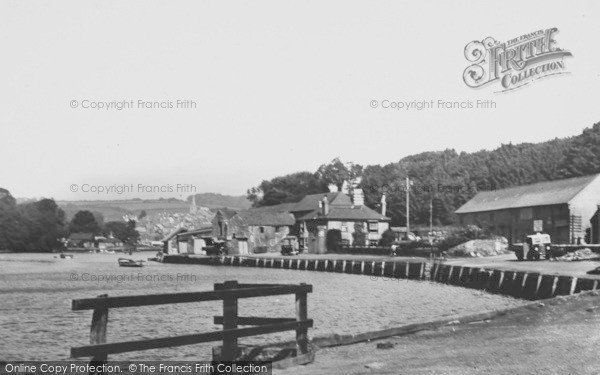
277,291,600,375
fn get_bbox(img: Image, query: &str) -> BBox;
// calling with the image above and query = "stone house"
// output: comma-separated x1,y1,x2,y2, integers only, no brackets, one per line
251,190,390,253
226,210,296,254
211,208,238,239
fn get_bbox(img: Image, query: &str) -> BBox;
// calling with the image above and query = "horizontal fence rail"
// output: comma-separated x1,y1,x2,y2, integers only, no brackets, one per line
72,284,312,310
71,321,313,357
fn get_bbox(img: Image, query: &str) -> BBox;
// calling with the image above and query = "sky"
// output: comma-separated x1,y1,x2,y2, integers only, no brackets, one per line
1,0,599,200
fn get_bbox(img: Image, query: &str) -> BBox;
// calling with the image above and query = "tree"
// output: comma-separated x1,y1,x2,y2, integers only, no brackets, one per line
316,158,363,192
0,189,66,252
104,220,140,246
19,199,66,252
245,121,600,228
352,222,367,246
248,171,329,207
246,186,263,206
0,188,20,251
378,229,396,247
139,210,147,219
69,210,101,234
92,211,105,229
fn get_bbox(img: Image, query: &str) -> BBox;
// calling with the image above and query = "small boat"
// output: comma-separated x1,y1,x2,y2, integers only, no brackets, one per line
587,266,600,275
60,253,74,259
118,258,144,267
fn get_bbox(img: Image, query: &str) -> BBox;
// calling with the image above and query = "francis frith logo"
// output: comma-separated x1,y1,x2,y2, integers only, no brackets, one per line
463,28,572,92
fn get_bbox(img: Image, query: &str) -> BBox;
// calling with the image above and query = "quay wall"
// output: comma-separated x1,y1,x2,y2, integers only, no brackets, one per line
162,255,599,300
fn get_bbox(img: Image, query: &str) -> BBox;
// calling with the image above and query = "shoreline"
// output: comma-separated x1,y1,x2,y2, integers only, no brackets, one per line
161,253,600,300
1,252,521,361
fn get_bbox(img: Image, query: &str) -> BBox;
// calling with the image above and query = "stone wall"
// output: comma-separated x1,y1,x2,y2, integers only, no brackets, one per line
162,254,600,300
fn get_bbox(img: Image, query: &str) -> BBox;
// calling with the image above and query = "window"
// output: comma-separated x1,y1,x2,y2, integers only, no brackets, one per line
259,226,265,233
341,222,348,232
368,221,379,233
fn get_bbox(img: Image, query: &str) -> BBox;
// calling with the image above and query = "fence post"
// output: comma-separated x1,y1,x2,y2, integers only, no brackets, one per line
295,284,309,355
222,280,239,361
90,294,109,361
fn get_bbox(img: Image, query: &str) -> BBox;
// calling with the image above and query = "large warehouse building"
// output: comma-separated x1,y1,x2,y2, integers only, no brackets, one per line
455,174,600,244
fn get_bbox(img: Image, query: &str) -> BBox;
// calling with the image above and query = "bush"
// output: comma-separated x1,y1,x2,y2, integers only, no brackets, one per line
352,223,367,246
378,229,396,247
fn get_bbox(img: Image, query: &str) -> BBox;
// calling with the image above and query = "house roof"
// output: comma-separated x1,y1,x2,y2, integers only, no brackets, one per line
249,191,389,222
177,226,213,240
161,227,187,242
215,208,237,220
234,210,295,226
455,174,600,214
297,205,390,222
69,233,95,241
251,202,298,212
290,192,353,212
97,237,122,243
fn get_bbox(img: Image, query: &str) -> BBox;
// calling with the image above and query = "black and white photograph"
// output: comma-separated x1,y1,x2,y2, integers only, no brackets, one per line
1,1,600,374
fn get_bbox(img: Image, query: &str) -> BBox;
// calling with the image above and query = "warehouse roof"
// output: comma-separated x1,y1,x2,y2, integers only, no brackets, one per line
455,174,600,214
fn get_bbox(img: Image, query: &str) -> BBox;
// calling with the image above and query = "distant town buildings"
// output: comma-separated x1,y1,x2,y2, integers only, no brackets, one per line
66,233,124,249
134,199,215,245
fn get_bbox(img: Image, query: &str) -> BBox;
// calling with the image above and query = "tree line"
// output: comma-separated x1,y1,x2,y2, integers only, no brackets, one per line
247,122,600,226
0,188,139,252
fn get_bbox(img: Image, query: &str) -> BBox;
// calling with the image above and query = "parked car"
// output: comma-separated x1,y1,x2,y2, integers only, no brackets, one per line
515,233,552,261
281,236,300,256
202,238,228,256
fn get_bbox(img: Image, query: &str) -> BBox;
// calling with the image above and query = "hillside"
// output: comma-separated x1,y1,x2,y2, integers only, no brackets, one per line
360,122,600,225
57,193,250,222
56,199,191,222
246,122,600,227
186,193,252,210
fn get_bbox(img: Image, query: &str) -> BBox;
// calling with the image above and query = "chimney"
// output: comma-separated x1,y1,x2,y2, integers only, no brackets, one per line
353,188,364,206
322,195,329,215
381,193,387,216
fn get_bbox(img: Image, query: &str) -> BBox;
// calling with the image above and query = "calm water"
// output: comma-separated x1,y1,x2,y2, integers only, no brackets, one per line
0,253,523,361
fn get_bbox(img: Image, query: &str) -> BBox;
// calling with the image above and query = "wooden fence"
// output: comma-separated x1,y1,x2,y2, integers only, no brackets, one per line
71,280,313,361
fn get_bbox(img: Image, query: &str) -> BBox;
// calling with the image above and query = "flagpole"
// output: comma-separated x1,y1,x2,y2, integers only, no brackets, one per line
429,197,433,234
406,177,410,239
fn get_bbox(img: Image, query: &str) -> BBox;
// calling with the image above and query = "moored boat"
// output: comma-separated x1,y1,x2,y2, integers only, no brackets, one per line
118,258,144,267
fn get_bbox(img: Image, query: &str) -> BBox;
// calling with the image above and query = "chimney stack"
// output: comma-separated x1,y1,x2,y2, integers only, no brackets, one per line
353,188,364,206
322,195,329,215
381,193,387,216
